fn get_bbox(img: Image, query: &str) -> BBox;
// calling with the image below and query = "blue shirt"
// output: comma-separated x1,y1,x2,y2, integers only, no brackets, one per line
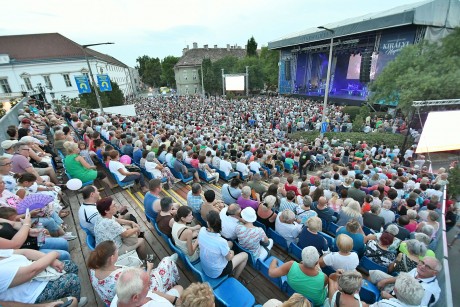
221,184,242,205
144,192,159,221
133,149,142,165
187,191,203,213
336,227,365,255
198,227,230,278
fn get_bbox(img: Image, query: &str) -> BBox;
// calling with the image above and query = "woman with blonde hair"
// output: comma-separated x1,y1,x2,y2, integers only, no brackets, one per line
263,293,312,307
328,192,342,213
180,283,215,307
337,200,363,227
319,234,359,271
325,270,364,307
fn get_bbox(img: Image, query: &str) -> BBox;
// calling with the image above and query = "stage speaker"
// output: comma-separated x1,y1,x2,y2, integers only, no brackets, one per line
285,60,291,81
359,50,372,83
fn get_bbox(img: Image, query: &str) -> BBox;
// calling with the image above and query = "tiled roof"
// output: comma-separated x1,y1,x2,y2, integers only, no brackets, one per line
175,48,247,67
0,33,127,67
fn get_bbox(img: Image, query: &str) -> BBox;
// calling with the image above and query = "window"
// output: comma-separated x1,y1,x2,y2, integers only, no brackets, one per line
183,70,188,80
83,73,89,79
43,75,53,90
194,86,198,93
193,70,197,80
0,78,12,93
63,74,72,87
23,77,33,91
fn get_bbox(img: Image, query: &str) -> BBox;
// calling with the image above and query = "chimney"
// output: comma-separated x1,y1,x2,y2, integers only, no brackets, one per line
227,44,230,51
193,42,198,49
244,45,247,49
214,45,218,49
187,45,189,50
182,48,187,55
204,44,208,49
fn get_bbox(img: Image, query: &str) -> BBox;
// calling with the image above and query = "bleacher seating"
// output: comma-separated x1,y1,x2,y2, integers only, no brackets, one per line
267,228,289,251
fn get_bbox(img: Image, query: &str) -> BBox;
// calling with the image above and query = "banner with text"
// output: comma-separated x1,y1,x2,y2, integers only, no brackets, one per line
375,29,416,76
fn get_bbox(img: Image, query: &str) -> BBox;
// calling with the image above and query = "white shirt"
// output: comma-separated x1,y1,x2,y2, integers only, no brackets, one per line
236,162,249,175
145,161,162,178
407,268,440,307
109,160,127,181
322,252,359,271
249,161,262,173
274,215,302,246
0,250,47,303
220,207,240,240
219,159,233,176
78,203,101,234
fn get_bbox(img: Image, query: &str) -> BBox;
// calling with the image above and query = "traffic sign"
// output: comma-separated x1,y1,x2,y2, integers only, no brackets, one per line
321,122,328,133
74,75,91,94
97,74,112,92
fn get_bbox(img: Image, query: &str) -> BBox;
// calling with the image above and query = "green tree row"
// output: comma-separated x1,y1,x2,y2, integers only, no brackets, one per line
370,28,460,115
78,81,124,109
136,55,180,88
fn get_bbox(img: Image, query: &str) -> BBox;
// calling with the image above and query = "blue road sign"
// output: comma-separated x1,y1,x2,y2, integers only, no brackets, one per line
321,122,328,133
97,74,112,92
74,75,91,94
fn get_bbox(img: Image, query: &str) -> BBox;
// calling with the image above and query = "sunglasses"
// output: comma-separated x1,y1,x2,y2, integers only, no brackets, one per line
0,162,12,166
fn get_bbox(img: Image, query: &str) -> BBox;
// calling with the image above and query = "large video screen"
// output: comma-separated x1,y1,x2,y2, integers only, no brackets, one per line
346,53,379,80
225,75,245,91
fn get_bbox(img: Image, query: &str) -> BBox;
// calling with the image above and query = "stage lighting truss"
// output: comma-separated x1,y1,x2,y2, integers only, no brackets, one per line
412,99,460,107
291,39,359,54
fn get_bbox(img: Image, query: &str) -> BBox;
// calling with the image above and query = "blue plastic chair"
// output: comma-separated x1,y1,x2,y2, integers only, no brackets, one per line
267,228,289,250
362,226,375,236
236,170,248,181
360,280,381,304
288,242,303,261
254,220,267,232
80,224,96,250
327,222,340,237
319,231,336,252
214,277,256,307
282,283,314,305
256,256,286,289
110,171,135,189
216,169,238,181
197,169,217,183
284,162,293,173
233,240,257,268
145,212,158,225
184,257,228,289
321,265,336,276
152,221,170,243
65,170,94,187
170,167,194,184
359,256,388,274
193,212,207,227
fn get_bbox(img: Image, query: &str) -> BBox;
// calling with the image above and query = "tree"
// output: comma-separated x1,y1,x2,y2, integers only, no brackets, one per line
370,28,460,115
135,55,162,87
259,46,279,90
246,36,258,57
200,58,218,95
236,57,264,92
78,81,124,109
161,56,179,88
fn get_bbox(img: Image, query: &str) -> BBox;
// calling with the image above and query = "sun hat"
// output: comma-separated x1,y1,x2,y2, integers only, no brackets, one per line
241,207,257,223
1,140,18,150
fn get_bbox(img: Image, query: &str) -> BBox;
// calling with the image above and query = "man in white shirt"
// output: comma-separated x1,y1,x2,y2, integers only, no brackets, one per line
219,153,239,178
236,157,252,180
78,185,102,234
220,204,242,240
111,268,181,307
249,156,268,179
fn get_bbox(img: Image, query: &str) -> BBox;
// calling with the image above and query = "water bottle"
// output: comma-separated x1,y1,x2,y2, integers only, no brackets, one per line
36,223,46,247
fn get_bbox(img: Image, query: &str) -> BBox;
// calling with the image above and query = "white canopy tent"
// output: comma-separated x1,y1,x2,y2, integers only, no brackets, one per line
416,109,460,153
92,104,137,117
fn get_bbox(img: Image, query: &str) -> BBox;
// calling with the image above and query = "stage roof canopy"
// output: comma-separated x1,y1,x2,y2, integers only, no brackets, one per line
92,104,136,117
268,0,460,50
416,110,460,154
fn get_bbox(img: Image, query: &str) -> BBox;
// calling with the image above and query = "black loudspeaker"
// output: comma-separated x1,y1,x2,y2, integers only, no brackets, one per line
285,60,291,81
359,50,372,83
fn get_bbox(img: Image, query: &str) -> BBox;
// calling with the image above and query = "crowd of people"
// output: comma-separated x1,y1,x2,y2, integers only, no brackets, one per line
0,95,454,306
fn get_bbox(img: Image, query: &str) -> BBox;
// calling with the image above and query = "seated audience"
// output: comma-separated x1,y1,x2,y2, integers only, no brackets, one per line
275,209,303,246
319,234,359,272
297,216,328,256
172,206,200,262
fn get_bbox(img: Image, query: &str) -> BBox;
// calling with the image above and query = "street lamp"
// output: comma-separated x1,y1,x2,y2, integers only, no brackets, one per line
317,26,334,138
81,42,114,114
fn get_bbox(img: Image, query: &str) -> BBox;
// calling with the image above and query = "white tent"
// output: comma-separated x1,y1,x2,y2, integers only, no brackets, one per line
92,104,136,117
416,110,460,153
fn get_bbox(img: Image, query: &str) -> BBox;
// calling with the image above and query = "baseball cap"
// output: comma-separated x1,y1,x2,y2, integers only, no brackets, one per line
1,140,18,150
21,118,31,124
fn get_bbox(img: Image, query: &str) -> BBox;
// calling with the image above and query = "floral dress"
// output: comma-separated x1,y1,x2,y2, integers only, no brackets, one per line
90,256,180,305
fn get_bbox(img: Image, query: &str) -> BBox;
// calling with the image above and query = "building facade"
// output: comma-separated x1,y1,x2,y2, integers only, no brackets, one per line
175,43,246,96
0,33,138,103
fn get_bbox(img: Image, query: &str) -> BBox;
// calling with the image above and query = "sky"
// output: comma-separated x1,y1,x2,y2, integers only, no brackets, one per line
2,0,425,67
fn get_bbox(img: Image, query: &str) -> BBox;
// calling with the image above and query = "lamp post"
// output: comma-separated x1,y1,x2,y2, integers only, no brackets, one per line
201,62,205,98
81,42,114,114
317,26,334,138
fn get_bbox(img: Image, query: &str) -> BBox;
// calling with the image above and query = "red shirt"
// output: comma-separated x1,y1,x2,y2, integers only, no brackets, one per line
284,183,300,196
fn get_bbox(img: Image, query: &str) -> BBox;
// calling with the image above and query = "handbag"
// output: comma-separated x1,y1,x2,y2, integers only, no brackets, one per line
115,250,143,268
33,266,66,281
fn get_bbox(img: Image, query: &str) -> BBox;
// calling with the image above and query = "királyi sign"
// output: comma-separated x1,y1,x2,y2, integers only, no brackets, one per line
74,75,91,94
97,74,112,92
